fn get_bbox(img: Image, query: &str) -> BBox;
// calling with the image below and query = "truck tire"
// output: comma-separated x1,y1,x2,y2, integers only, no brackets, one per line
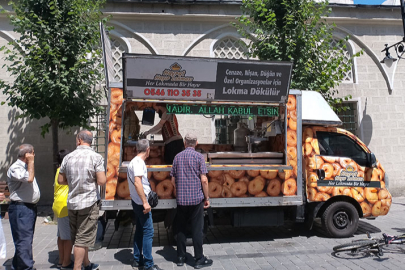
321,201,359,238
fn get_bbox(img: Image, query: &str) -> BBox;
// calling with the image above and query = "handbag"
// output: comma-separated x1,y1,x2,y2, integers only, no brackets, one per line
147,190,159,208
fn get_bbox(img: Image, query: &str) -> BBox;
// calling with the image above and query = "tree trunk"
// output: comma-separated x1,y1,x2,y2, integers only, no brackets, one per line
51,119,59,175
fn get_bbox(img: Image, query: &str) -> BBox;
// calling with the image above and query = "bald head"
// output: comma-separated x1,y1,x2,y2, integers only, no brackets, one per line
77,129,93,145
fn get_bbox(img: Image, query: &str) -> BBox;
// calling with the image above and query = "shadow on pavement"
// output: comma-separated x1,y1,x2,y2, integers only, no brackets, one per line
47,250,62,268
156,246,176,264
354,220,381,235
391,227,405,234
114,248,133,265
204,219,382,244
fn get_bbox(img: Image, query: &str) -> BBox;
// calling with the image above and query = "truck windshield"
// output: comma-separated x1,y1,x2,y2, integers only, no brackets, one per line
316,131,368,167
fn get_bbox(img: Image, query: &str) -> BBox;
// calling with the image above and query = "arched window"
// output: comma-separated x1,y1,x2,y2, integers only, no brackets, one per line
111,37,128,82
213,37,248,60
330,38,354,83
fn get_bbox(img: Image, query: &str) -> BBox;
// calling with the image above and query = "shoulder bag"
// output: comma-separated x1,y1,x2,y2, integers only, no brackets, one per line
128,175,158,208
147,189,159,208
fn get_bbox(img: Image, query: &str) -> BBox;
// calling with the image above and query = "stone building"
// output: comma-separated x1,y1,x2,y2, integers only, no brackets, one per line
1,0,404,204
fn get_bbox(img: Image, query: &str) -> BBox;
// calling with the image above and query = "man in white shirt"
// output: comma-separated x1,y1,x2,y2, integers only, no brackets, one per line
127,139,162,270
7,144,40,270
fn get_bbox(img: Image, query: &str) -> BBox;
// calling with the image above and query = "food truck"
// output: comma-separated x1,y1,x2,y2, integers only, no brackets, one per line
101,54,391,238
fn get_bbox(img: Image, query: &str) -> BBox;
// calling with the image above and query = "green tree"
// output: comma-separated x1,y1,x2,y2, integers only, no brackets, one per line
0,0,107,171
237,0,360,106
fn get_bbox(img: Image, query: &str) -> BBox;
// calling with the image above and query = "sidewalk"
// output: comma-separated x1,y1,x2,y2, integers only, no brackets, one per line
1,197,405,270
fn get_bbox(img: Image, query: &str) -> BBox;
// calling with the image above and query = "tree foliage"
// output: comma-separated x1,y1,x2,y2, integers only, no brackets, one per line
237,0,361,107
0,0,107,135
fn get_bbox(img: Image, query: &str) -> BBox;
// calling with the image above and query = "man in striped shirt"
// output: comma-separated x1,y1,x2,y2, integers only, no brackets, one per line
170,133,213,269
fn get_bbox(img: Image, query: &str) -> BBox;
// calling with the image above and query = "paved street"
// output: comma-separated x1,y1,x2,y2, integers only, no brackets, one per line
1,198,405,270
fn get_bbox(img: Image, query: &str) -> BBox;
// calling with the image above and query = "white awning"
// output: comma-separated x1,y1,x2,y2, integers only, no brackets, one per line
301,91,342,126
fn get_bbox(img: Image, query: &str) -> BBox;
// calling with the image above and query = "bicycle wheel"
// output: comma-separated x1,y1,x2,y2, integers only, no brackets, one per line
333,240,376,252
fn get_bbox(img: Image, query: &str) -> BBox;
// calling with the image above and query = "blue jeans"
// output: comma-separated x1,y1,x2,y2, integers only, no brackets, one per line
8,202,37,270
131,200,154,268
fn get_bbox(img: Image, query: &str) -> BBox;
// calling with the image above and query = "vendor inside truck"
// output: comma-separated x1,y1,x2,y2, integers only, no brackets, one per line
142,103,185,164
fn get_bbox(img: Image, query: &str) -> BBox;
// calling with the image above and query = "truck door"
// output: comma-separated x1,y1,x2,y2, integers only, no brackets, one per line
304,127,391,218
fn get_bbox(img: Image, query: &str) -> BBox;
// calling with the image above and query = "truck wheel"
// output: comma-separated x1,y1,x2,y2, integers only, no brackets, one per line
321,201,359,238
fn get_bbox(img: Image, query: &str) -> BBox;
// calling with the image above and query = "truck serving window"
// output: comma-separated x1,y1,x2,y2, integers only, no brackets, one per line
316,131,368,167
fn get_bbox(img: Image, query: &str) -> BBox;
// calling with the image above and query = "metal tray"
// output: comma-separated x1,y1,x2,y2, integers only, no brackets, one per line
208,152,283,159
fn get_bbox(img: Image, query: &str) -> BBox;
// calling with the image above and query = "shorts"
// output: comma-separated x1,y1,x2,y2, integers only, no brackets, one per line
57,216,71,240
68,201,99,247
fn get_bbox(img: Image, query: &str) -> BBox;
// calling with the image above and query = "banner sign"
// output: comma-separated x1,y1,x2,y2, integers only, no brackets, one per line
317,180,381,188
317,166,381,188
166,104,279,117
123,54,293,103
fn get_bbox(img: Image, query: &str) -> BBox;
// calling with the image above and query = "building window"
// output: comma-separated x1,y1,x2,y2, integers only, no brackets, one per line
330,38,354,83
336,102,358,136
111,38,128,82
213,37,248,60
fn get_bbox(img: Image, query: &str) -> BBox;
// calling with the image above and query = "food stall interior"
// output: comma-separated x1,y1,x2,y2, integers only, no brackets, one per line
120,101,289,168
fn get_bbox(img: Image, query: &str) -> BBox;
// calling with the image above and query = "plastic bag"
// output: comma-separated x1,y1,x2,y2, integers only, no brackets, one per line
0,217,6,259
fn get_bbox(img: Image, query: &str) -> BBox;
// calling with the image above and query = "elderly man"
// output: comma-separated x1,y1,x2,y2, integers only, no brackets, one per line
58,130,106,270
170,134,213,269
7,144,40,270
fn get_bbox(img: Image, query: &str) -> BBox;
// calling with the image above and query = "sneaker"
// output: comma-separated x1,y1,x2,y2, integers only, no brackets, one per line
57,263,62,268
132,260,144,270
194,256,213,269
144,265,163,270
177,257,186,266
61,262,74,270
83,263,100,270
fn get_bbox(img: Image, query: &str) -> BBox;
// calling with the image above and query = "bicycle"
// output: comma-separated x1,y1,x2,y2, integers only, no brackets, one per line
333,232,405,257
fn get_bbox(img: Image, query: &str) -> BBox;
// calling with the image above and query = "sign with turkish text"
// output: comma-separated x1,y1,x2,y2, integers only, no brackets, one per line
166,104,279,117
123,54,292,103
317,165,381,188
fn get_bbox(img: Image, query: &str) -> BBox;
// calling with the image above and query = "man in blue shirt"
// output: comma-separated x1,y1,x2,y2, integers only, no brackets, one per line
170,133,213,269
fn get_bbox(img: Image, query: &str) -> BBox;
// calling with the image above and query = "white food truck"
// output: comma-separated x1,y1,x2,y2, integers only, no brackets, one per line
101,54,391,238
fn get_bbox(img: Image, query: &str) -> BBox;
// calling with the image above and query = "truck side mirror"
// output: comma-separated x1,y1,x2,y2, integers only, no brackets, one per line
370,152,377,168
141,107,155,126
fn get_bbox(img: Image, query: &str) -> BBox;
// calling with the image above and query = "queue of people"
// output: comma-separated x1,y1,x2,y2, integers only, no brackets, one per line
5,129,213,269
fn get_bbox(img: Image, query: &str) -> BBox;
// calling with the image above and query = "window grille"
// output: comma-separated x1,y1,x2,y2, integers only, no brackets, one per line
89,105,108,155
336,102,358,136
213,37,248,60
111,38,128,82
330,39,353,83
